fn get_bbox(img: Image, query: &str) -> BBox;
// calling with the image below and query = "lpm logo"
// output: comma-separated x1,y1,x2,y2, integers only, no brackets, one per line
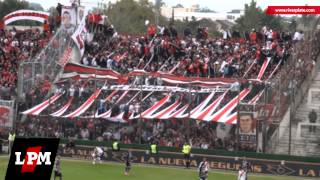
5,138,60,180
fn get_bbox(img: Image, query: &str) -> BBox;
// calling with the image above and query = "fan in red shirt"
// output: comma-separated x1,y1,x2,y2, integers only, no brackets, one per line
250,29,257,43
147,25,157,38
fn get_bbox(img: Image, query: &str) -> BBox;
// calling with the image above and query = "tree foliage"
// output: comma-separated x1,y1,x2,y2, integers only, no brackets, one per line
105,0,166,34
300,15,316,30
234,0,283,32
0,0,28,19
174,18,219,37
287,19,297,32
104,0,220,36
28,2,44,11
260,12,282,31
174,4,184,8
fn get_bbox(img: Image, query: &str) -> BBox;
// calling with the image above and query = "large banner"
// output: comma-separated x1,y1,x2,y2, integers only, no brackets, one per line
60,146,320,178
61,6,76,32
57,47,72,67
0,100,14,128
238,112,257,150
71,7,88,57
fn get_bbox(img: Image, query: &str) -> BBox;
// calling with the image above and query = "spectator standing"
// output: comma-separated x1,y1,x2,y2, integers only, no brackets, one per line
182,142,191,169
150,141,158,156
308,109,317,133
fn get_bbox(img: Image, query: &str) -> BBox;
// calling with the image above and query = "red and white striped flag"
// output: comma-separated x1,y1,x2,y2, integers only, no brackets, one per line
71,8,88,57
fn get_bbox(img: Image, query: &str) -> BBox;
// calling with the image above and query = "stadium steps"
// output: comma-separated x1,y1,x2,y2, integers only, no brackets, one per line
273,72,320,156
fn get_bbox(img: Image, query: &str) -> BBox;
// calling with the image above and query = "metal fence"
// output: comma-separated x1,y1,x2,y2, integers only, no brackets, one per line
265,26,320,155
17,61,43,100
17,27,76,101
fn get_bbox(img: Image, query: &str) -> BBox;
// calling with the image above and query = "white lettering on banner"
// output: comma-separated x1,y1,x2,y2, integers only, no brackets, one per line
57,47,72,67
15,152,51,165
101,85,228,93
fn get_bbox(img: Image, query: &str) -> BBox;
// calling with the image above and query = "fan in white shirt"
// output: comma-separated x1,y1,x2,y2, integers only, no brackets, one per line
69,86,75,97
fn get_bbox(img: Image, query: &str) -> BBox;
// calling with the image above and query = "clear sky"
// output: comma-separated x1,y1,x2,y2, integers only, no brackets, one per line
28,0,319,12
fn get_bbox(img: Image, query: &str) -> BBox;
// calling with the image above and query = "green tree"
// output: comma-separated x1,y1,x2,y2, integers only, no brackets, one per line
0,0,47,26
234,0,262,32
300,14,316,30
288,19,297,32
28,2,44,11
105,0,167,34
174,4,184,8
0,0,28,19
234,0,283,32
174,18,219,37
198,18,219,36
260,12,282,31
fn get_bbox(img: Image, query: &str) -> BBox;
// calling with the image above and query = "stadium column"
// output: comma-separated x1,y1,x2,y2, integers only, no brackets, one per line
288,51,297,155
138,75,143,144
262,81,269,153
187,83,192,140
236,81,241,151
48,84,52,130
94,69,97,139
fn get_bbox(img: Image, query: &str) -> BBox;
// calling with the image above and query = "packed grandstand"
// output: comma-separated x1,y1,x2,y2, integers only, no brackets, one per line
1,5,319,152
0,1,320,179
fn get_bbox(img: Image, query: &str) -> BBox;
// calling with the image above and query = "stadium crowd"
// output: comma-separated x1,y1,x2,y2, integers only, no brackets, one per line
15,115,242,151
1,16,319,153
82,24,293,80
0,28,52,100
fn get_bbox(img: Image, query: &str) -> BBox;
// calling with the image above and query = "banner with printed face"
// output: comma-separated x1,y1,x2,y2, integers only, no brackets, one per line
61,6,76,31
0,100,14,128
238,112,257,150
